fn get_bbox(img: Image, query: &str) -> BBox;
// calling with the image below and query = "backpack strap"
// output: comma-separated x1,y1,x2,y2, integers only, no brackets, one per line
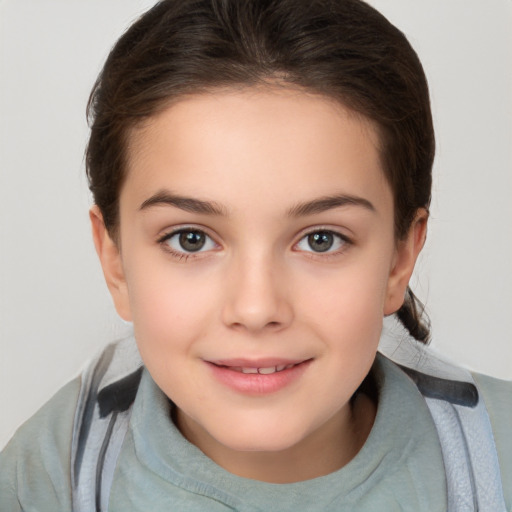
71,337,143,512
380,338,506,512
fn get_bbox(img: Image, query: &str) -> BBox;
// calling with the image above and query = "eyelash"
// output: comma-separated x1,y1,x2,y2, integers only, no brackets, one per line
157,227,218,261
293,228,352,260
157,227,352,261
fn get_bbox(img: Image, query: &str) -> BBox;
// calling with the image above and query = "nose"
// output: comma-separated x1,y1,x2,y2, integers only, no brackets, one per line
221,252,294,334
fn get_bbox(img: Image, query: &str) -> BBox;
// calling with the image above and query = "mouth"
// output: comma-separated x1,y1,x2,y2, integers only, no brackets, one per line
205,358,312,394
215,363,300,375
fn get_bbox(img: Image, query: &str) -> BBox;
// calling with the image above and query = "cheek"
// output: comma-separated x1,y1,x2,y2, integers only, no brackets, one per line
294,254,392,367
123,253,219,357
298,257,391,326
125,264,220,403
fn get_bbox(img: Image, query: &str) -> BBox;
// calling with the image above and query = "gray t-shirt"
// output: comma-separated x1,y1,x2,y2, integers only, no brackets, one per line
1,354,511,511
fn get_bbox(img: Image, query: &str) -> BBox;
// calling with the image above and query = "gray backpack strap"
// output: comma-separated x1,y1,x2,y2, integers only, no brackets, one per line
380,337,506,512
71,337,143,512
425,395,505,511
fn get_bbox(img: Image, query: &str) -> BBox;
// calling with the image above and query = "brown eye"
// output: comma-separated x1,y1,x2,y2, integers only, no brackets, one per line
307,232,334,252
295,230,349,255
161,229,216,254
179,231,206,252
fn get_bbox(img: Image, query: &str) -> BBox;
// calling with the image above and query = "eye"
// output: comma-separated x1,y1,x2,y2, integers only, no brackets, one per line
160,229,217,254
295,230,348,253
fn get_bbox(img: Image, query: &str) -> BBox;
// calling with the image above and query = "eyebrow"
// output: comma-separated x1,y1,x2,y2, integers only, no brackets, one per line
287,194,376,217
139,190,228,216
139,190,375,217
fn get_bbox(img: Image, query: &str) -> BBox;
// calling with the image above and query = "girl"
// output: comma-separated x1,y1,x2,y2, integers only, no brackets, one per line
1,1,510,510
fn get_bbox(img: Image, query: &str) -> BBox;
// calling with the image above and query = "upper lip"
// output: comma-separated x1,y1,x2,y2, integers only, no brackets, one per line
206,358,310,368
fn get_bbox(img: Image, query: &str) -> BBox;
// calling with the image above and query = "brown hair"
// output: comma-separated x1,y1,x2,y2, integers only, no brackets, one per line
86,0,434,342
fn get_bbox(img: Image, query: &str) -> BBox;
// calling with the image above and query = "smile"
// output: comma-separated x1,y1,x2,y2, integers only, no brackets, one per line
206,359,312,394
222,364,297,374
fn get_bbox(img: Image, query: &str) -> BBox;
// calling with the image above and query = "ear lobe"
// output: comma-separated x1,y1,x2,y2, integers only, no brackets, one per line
89,206,132,321
384,209,428,315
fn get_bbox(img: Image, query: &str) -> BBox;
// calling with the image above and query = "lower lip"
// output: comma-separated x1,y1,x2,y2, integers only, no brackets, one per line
206,360,311,395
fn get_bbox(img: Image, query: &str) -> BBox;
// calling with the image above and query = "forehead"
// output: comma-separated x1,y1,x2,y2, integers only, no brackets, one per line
121,87,391,215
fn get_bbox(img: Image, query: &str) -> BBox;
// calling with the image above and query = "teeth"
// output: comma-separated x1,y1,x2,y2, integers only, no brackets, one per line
233,364,296,374
258,367,277,375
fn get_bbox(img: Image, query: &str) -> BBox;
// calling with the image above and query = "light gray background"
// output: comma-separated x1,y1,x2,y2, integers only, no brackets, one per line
1,0,511,449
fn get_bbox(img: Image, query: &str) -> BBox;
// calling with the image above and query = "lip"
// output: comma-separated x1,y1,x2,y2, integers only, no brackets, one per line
205,358,312,395
210,357,305,368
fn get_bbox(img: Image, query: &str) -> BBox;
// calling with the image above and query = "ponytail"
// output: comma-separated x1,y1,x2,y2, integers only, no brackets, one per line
396,287,430,344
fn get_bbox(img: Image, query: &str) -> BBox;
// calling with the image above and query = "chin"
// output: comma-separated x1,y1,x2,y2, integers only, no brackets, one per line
210,420,312,453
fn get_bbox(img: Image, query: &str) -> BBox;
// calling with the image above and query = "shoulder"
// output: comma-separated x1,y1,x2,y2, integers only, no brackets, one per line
0,376,81,511
472,371,512,418
473,371,512,428
380,347,511,509
472,372,512,504
0,337,143,511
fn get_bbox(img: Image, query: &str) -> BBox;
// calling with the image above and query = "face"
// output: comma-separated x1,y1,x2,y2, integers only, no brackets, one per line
92,87,425,477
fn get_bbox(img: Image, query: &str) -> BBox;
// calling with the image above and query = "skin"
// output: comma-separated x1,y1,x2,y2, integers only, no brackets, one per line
91,87,427,483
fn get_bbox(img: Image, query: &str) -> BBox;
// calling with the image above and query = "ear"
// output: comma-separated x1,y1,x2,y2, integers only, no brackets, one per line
384,209,428,315
90,206,132,321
